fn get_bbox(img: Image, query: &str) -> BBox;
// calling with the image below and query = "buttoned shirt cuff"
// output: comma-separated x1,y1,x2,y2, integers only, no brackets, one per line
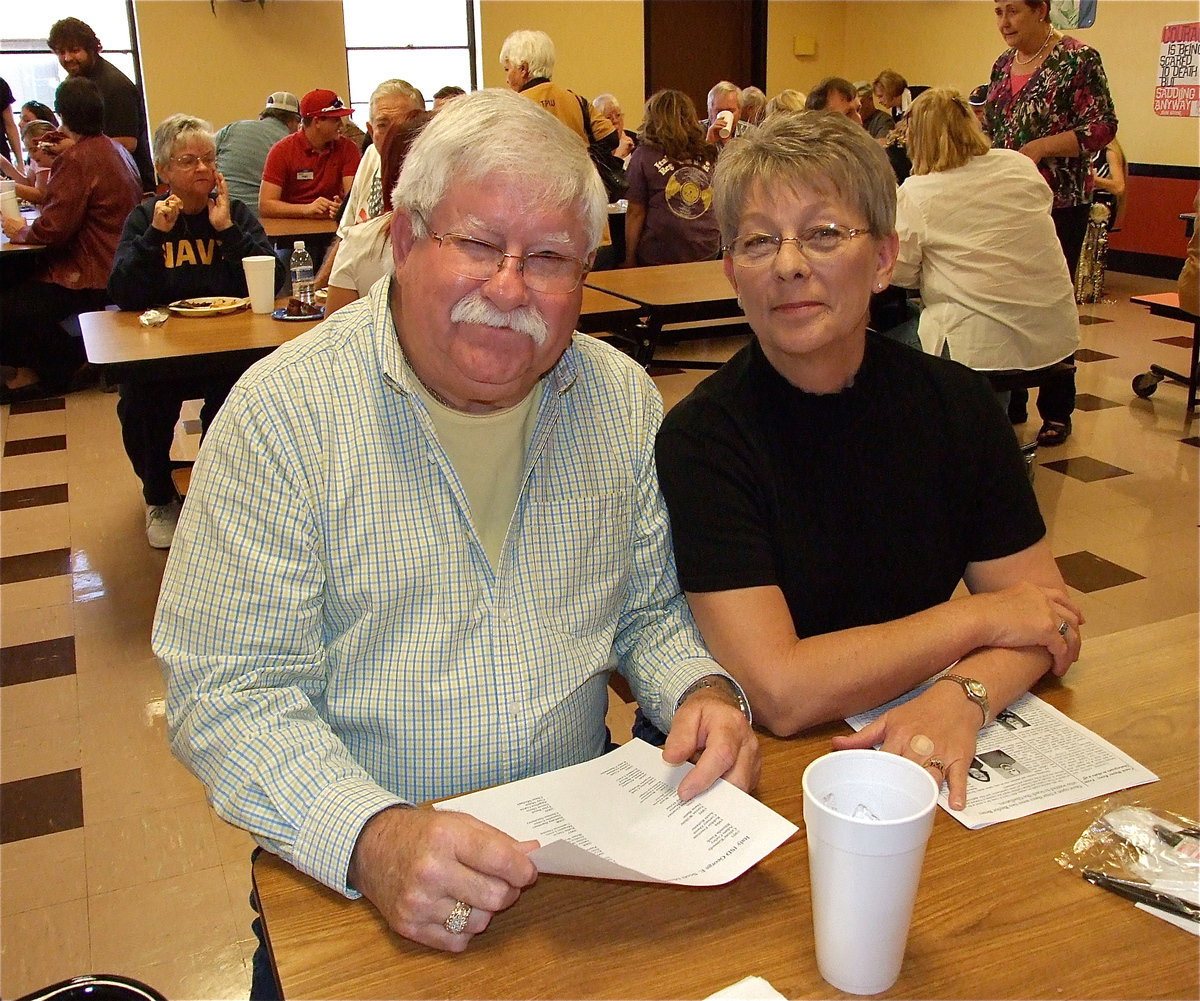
291,776,409,898
658,659,747,728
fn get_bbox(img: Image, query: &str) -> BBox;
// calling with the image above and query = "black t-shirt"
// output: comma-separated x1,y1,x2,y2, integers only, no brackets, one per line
88,57,155,191
0,77,14,161
655,334,1045,638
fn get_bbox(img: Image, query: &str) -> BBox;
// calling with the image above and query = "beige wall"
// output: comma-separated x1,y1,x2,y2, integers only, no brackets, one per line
479,0,646,128
767,0,1199,168
134,0,349,134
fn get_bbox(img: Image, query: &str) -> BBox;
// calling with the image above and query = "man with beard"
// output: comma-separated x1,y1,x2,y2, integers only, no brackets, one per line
47,17,154,191
153,88,758,988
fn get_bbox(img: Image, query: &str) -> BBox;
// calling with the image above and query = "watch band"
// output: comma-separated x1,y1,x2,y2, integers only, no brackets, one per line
937,673,990,727
677,674,753,726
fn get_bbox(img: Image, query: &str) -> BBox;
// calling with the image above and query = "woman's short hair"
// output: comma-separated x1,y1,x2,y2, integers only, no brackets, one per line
54,77,105,136
905,88,991,175
872,69,908,101
152,114,215,170
499,30,556,80
713,111,897,242
641,89,712,164
764,89,807,118
47,17,100,54
21,120,56,144
394,88,605,251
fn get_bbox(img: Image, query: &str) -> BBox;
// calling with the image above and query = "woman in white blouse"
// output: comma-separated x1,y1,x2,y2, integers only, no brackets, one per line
892,88,1077,386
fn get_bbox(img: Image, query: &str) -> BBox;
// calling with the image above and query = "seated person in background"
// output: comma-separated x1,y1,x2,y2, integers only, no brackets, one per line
432,85,465,111
805,76,862,125
892,88,1078,389
1,77,141,402
655,111,1082,811
592,92,636,161
20,100,59,128
868,69,907,139
702,80,752,147
153,89,758,973
0,120,56,202
739,85,767,126
325,112,432,317
214,91,301,218
108,114,285,549
623,89,721,268
764,89,806,119
1089,137,1126,231
968,84,990,132
259,89,360,219
315,79,425,288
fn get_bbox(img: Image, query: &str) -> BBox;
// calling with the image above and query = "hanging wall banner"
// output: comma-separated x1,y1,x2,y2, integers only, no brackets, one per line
1155,21,1200,118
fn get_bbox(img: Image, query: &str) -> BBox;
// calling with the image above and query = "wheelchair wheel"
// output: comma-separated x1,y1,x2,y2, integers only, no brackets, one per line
1132,372,1160,398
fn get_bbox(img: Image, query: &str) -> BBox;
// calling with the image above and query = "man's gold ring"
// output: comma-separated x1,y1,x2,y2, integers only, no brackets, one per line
444,900,472,934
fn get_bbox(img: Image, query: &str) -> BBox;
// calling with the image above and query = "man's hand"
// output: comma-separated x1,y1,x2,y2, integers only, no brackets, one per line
207,172,233,231
348,805,538,953
663,679,760,801
152,193,183,232
307,195,342,219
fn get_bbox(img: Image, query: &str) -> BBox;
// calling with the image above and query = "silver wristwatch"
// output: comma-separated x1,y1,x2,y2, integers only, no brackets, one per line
677,674,753,725
937,674,990,727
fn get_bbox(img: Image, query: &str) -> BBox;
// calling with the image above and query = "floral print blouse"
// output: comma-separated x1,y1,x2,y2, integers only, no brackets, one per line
985,36,1118,210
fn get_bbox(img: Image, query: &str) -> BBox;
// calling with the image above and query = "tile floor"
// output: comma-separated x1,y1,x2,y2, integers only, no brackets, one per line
1,269,1196,999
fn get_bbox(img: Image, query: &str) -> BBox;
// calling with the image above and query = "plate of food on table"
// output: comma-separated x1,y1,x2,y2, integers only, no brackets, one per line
168,296,249,317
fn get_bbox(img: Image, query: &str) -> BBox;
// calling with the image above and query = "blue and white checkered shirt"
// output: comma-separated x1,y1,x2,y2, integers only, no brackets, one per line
153,276,727,896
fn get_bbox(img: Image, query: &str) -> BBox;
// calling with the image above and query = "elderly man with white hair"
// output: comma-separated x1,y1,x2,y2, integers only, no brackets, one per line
153,87,758,994
703,79,754,146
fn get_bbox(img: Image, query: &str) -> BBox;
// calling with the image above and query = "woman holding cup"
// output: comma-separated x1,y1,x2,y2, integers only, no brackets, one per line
655,111,1082,811
108,113,284,549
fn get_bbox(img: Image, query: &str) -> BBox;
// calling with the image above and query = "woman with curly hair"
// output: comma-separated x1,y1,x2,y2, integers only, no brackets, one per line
622,89,721,267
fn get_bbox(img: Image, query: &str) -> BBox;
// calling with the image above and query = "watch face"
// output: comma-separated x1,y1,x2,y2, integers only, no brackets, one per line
966,680,987,698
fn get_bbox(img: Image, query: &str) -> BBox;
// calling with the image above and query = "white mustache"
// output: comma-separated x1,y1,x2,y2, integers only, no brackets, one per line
449,289,549,346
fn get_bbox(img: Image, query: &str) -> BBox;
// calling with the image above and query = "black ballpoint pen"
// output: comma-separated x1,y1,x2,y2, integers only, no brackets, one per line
1082,869,1200,922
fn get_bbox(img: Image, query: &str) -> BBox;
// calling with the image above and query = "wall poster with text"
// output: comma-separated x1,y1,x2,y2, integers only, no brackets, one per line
1155,21,1199,118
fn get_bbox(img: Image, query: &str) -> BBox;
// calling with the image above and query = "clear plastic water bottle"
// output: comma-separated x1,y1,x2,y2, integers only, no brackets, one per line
289,240,315,306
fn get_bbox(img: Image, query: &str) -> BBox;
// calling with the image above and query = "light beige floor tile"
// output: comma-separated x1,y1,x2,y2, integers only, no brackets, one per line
0,828,88,915
211,812,257,868
0,675,78,731
221,857,259,949
1086,525,1199,578
0,503,72,558
88,866,241,972
0,574,74,613
1073,567,1200,635
0,451,69,492
84,801,223,895
0,600,73,648
0,714,81,784
0,898,89,999
119,943,250,1001
4,409,68,441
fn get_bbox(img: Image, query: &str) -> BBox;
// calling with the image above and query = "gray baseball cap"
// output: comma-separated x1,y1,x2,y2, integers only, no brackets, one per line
264,91,301,115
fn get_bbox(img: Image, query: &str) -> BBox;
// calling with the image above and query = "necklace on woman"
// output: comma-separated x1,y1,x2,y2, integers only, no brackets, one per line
1014,26,1056,65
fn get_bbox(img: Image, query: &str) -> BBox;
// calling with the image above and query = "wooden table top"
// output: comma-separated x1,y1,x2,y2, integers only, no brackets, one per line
253,613,1198,1000
262,217,339,239
585,259,734,309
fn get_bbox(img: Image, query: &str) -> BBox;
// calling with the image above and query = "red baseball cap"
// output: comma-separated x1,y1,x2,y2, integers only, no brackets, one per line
300,89,353,118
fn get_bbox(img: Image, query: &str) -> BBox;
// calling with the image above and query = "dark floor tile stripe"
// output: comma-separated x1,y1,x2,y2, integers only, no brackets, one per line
0,636,76,687
1055,550,1145,593
4,434,67,457
1041,455,1132,482
7,398,66,415
1073,393,1122,412
0,769,84,844
0,548,71,585
1074,348,1118,362
1077,315,1114,325
0,483,69,511
1154,335,1194,349
1182,436,1200,448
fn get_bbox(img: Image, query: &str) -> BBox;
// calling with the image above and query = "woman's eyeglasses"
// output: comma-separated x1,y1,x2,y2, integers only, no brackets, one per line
170,153,217,171
723,225,871,267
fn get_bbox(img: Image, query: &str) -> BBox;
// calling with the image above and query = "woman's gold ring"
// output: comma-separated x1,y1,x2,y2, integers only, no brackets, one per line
444,900,472,934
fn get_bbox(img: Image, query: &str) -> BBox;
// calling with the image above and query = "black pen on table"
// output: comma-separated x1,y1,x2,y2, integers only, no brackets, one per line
1082,869,1200,923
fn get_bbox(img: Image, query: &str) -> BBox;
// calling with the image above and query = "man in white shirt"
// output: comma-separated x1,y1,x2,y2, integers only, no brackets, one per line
315,78,424,286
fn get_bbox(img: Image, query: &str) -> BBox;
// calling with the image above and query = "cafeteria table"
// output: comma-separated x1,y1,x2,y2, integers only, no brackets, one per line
1130,292,1199,411
262,217,339,240
79,287,643,382
252,613,1198,1000
585,259,746,368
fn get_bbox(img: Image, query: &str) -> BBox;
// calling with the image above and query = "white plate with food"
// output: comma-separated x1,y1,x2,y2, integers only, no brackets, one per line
168,296,250,317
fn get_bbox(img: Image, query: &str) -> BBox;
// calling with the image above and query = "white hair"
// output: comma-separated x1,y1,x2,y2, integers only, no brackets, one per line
393,88,605,251
152,113,214,169
499,29,556,80
707,80,741,116
370,79,424,118
593,93,619,115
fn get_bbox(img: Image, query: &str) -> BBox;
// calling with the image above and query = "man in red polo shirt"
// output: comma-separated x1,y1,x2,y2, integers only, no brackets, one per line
259,88,360,219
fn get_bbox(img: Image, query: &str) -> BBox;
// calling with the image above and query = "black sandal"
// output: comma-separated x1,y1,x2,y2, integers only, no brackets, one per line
1037,420,1071,447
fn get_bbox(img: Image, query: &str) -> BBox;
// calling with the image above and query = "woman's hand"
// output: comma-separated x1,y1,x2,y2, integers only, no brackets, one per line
971,581,1083,675
2,214,24,240
152,193,183,232
831,681,983,810
207,172,233,231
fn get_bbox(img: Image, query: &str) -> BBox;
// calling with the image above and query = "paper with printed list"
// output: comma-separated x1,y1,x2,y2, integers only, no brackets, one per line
435,738,797,885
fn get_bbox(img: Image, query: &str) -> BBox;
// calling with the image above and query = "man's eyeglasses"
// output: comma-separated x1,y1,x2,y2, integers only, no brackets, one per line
722,225,871,267
416,214,588,294
170,153,218,171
